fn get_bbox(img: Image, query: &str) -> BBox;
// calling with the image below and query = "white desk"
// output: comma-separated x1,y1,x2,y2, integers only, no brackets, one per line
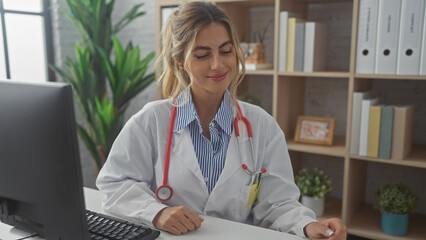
0,187,307,240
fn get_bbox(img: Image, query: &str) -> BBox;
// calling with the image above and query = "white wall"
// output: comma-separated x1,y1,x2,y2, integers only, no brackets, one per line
50,0,157,188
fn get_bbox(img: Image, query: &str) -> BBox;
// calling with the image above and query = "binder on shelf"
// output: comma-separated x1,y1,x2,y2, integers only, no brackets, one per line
392,105,414,161
367,105,382,158
396,0,425,75
304,22,327,72
420,4,426,75
356,0,379,74
350,91,371,155
375,0,401,75
294,22,305,72
278,11,301,72
378,105,394,159
359,97,379,156
287,17,306,72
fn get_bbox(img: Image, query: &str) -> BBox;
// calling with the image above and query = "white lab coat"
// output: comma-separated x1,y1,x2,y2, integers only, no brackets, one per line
96,99,316,237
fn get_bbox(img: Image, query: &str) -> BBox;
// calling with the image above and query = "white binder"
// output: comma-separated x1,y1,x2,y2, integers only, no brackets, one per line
350,91,371,155
304,22,327,72
356,0,379,74
420,5,426,75
396,0,425,75
359,97,379,156
375,0,401,75
278,11,301,72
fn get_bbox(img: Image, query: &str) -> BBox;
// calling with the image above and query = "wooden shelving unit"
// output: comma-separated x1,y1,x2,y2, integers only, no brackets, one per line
155,0,426,239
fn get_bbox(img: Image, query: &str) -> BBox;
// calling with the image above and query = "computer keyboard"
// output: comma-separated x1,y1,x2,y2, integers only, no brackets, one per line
86,210,160,240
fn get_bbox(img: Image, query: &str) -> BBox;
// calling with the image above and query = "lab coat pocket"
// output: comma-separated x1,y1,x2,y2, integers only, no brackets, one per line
235,186,252,222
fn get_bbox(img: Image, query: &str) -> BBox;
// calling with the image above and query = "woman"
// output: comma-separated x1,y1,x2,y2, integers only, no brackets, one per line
96,2,347,239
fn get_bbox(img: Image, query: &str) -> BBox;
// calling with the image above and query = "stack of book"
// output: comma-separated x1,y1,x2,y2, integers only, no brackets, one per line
278,11,327,73
350,91,414,160
355,0,426,75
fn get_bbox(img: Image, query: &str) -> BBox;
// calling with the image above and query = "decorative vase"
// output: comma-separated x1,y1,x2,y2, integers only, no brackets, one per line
381,212,409,236
301,196,324,217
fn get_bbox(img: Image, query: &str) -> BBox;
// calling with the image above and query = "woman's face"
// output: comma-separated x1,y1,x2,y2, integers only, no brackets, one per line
184,22,237,100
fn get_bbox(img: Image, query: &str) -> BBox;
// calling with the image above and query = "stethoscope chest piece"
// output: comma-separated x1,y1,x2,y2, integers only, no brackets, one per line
156,185,173,202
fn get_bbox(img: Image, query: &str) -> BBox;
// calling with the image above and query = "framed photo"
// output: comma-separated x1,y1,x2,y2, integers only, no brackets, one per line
294,116,336,146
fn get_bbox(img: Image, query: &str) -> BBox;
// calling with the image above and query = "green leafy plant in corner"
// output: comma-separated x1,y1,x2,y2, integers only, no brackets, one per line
375,182,418,214
295,168,332,199
50,0,154,171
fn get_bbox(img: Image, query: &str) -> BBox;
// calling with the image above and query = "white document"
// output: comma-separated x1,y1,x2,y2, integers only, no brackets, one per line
397,0,425,75
359,97,379,156
304,22,327,72
278,11,301,72
420,5,426,75
375,0,401,74
356,0,379,74
350,91,371,155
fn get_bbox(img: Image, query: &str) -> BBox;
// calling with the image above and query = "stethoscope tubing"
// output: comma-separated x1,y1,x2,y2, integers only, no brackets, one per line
156,105,177,202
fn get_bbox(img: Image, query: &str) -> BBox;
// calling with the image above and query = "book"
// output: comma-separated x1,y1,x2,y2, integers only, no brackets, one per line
304,22,327,72
286,17,306,72
350,91,371,155
278,11,301,72
378,105,394,159
392,105,414,160
294,22,305,72
359,97,379,156
367,105,382,158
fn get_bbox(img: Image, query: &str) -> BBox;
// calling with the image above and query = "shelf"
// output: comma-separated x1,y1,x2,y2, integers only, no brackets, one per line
355,74,426,81
348,204,426,240
350,144,426,169
287,135,346,157
278,71,350,78
245,69,274,76
317,197,342,221
211,0,275,7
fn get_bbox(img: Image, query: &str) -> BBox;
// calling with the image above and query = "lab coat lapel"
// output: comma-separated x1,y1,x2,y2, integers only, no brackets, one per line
215,133,241,185
172,128,206,185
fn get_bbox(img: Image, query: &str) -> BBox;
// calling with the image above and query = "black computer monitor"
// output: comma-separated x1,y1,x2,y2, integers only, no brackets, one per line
0,80,90,239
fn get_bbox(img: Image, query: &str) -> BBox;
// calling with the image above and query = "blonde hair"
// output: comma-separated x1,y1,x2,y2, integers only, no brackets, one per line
155,2,246,100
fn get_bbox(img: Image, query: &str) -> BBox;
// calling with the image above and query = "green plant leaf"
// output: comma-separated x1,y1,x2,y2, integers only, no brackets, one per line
76,124,103,170
295,168,332,199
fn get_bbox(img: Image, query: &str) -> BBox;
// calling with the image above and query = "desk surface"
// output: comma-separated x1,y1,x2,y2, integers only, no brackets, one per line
0,187,306,240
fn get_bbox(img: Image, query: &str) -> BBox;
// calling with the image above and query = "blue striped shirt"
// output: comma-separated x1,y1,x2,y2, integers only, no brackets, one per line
175,89,233,193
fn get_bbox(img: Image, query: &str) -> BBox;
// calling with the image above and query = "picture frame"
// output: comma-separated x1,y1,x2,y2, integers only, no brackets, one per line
294,116,336,146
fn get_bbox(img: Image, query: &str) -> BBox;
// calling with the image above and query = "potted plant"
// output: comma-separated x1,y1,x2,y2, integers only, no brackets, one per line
375,182,418,236
295,168,332,217
51,0,155,172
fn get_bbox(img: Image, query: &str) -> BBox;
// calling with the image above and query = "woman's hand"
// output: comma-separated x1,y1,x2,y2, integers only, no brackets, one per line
152,206,204,235
304,218,347,240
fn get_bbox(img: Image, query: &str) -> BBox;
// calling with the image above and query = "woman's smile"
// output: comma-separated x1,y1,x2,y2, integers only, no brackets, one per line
208,72,227,82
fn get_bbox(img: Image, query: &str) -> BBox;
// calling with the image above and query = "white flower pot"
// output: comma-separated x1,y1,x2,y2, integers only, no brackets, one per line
301,196,325,217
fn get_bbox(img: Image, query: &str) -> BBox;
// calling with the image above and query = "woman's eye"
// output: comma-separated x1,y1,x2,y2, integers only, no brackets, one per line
195,54,208,59
221,49,233,54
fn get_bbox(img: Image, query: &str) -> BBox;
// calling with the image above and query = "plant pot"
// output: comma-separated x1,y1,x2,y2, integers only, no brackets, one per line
301,196,324,217
381,212,409,236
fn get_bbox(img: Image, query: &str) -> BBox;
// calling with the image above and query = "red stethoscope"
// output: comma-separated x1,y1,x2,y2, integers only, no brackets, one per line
155,101,266,202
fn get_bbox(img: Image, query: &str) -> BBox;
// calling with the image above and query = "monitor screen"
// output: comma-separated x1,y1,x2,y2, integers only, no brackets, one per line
0,80,90,239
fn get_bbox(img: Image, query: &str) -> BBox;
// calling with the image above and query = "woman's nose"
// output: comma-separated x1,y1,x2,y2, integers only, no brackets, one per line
211,54,223,70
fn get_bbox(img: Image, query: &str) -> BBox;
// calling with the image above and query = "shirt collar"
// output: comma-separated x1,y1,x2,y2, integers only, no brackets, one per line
175,88,234,136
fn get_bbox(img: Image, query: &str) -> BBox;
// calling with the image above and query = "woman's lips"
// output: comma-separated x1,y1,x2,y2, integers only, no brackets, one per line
208,72,227,81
